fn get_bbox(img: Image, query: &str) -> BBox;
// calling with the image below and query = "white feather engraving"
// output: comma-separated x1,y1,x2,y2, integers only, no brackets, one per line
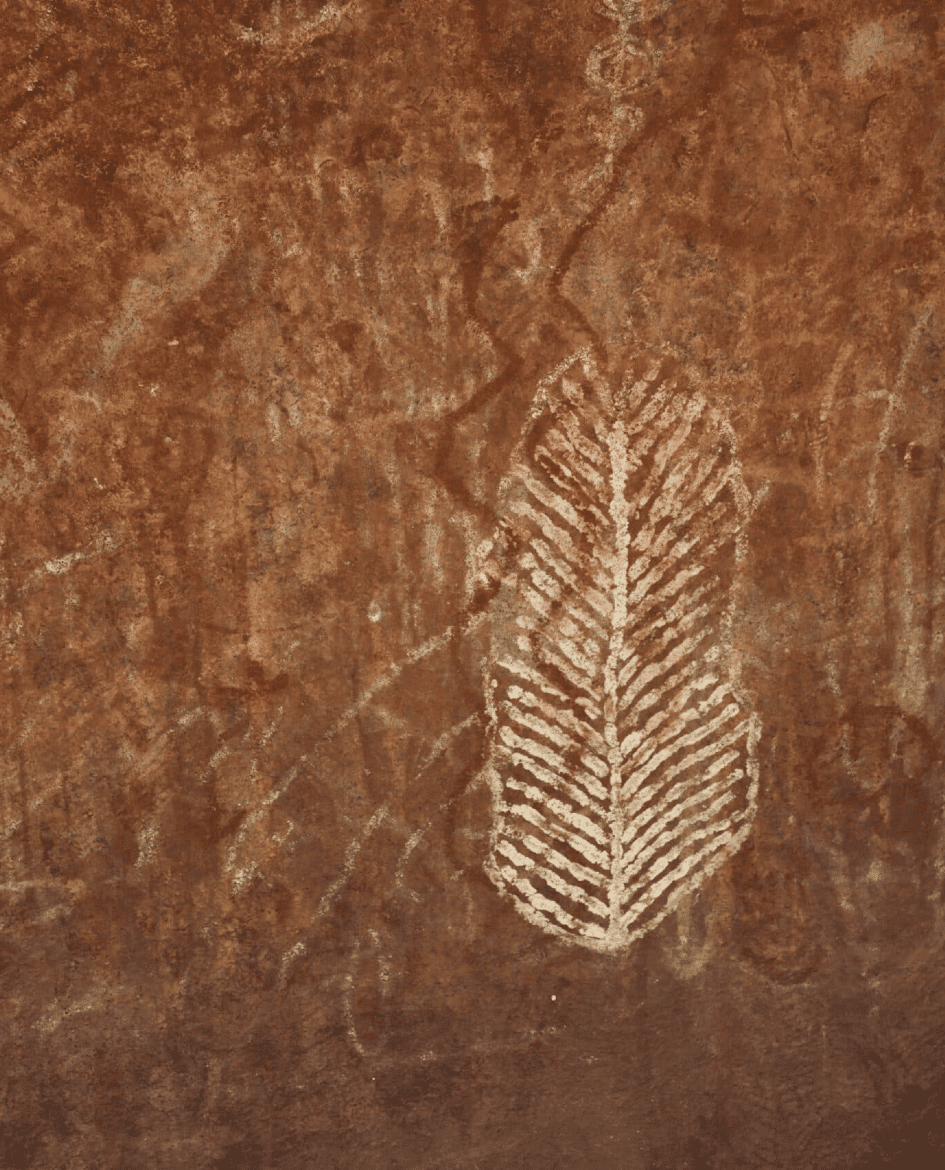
482,353,760,952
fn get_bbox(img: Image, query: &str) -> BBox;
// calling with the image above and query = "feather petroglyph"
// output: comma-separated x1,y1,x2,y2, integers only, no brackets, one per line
480,353,760,953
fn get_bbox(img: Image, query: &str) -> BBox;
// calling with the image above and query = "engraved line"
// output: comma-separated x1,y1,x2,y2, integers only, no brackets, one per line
517,635,599,705
495,865,591,932
621,720,751,808
622,706,744,794
523,543,611,626
619,818,746,927
497,840,609,917
521,565,608,643
620,754,742,880
619,676,724,756
502,772,609,848
619,677,726,758
501,751,608,837
618,625,714,712
502,703,609,778
498,723,608,803
624,684,734,771
500,801,610,869
515,830,610,889
504,683,608,755
497,657,601,729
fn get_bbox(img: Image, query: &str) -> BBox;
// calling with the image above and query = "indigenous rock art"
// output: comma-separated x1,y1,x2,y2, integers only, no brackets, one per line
3,1,945,1164
481,352,759,950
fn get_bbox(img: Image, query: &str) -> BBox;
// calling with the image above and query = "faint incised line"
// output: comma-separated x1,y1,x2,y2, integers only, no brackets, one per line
228,611,487,894
484,354,760,952
354,1022,561,1079
20,528,124,587
1,778,63,845
280,713,484,984
393,713,484,898
276,804,390,983
233,1,354,52
814,340,856,492
866,303,934,512
96,180,230,376
341,963,366,1058
280,718,488,991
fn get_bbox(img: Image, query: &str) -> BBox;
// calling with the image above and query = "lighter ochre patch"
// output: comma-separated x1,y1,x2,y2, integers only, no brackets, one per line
843,21,919,79
33,991,102,1035
845,23,888,77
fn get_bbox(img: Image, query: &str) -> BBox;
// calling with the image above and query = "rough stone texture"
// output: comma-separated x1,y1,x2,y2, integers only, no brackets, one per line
1,1,944,1166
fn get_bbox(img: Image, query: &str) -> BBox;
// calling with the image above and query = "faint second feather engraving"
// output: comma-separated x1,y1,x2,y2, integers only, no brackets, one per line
480,352,760,952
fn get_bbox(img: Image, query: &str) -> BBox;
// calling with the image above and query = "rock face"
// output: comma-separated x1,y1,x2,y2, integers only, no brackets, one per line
1,2,944,1166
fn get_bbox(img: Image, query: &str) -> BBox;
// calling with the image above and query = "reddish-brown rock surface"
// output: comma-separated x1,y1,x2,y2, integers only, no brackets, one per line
2,2,945,1166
